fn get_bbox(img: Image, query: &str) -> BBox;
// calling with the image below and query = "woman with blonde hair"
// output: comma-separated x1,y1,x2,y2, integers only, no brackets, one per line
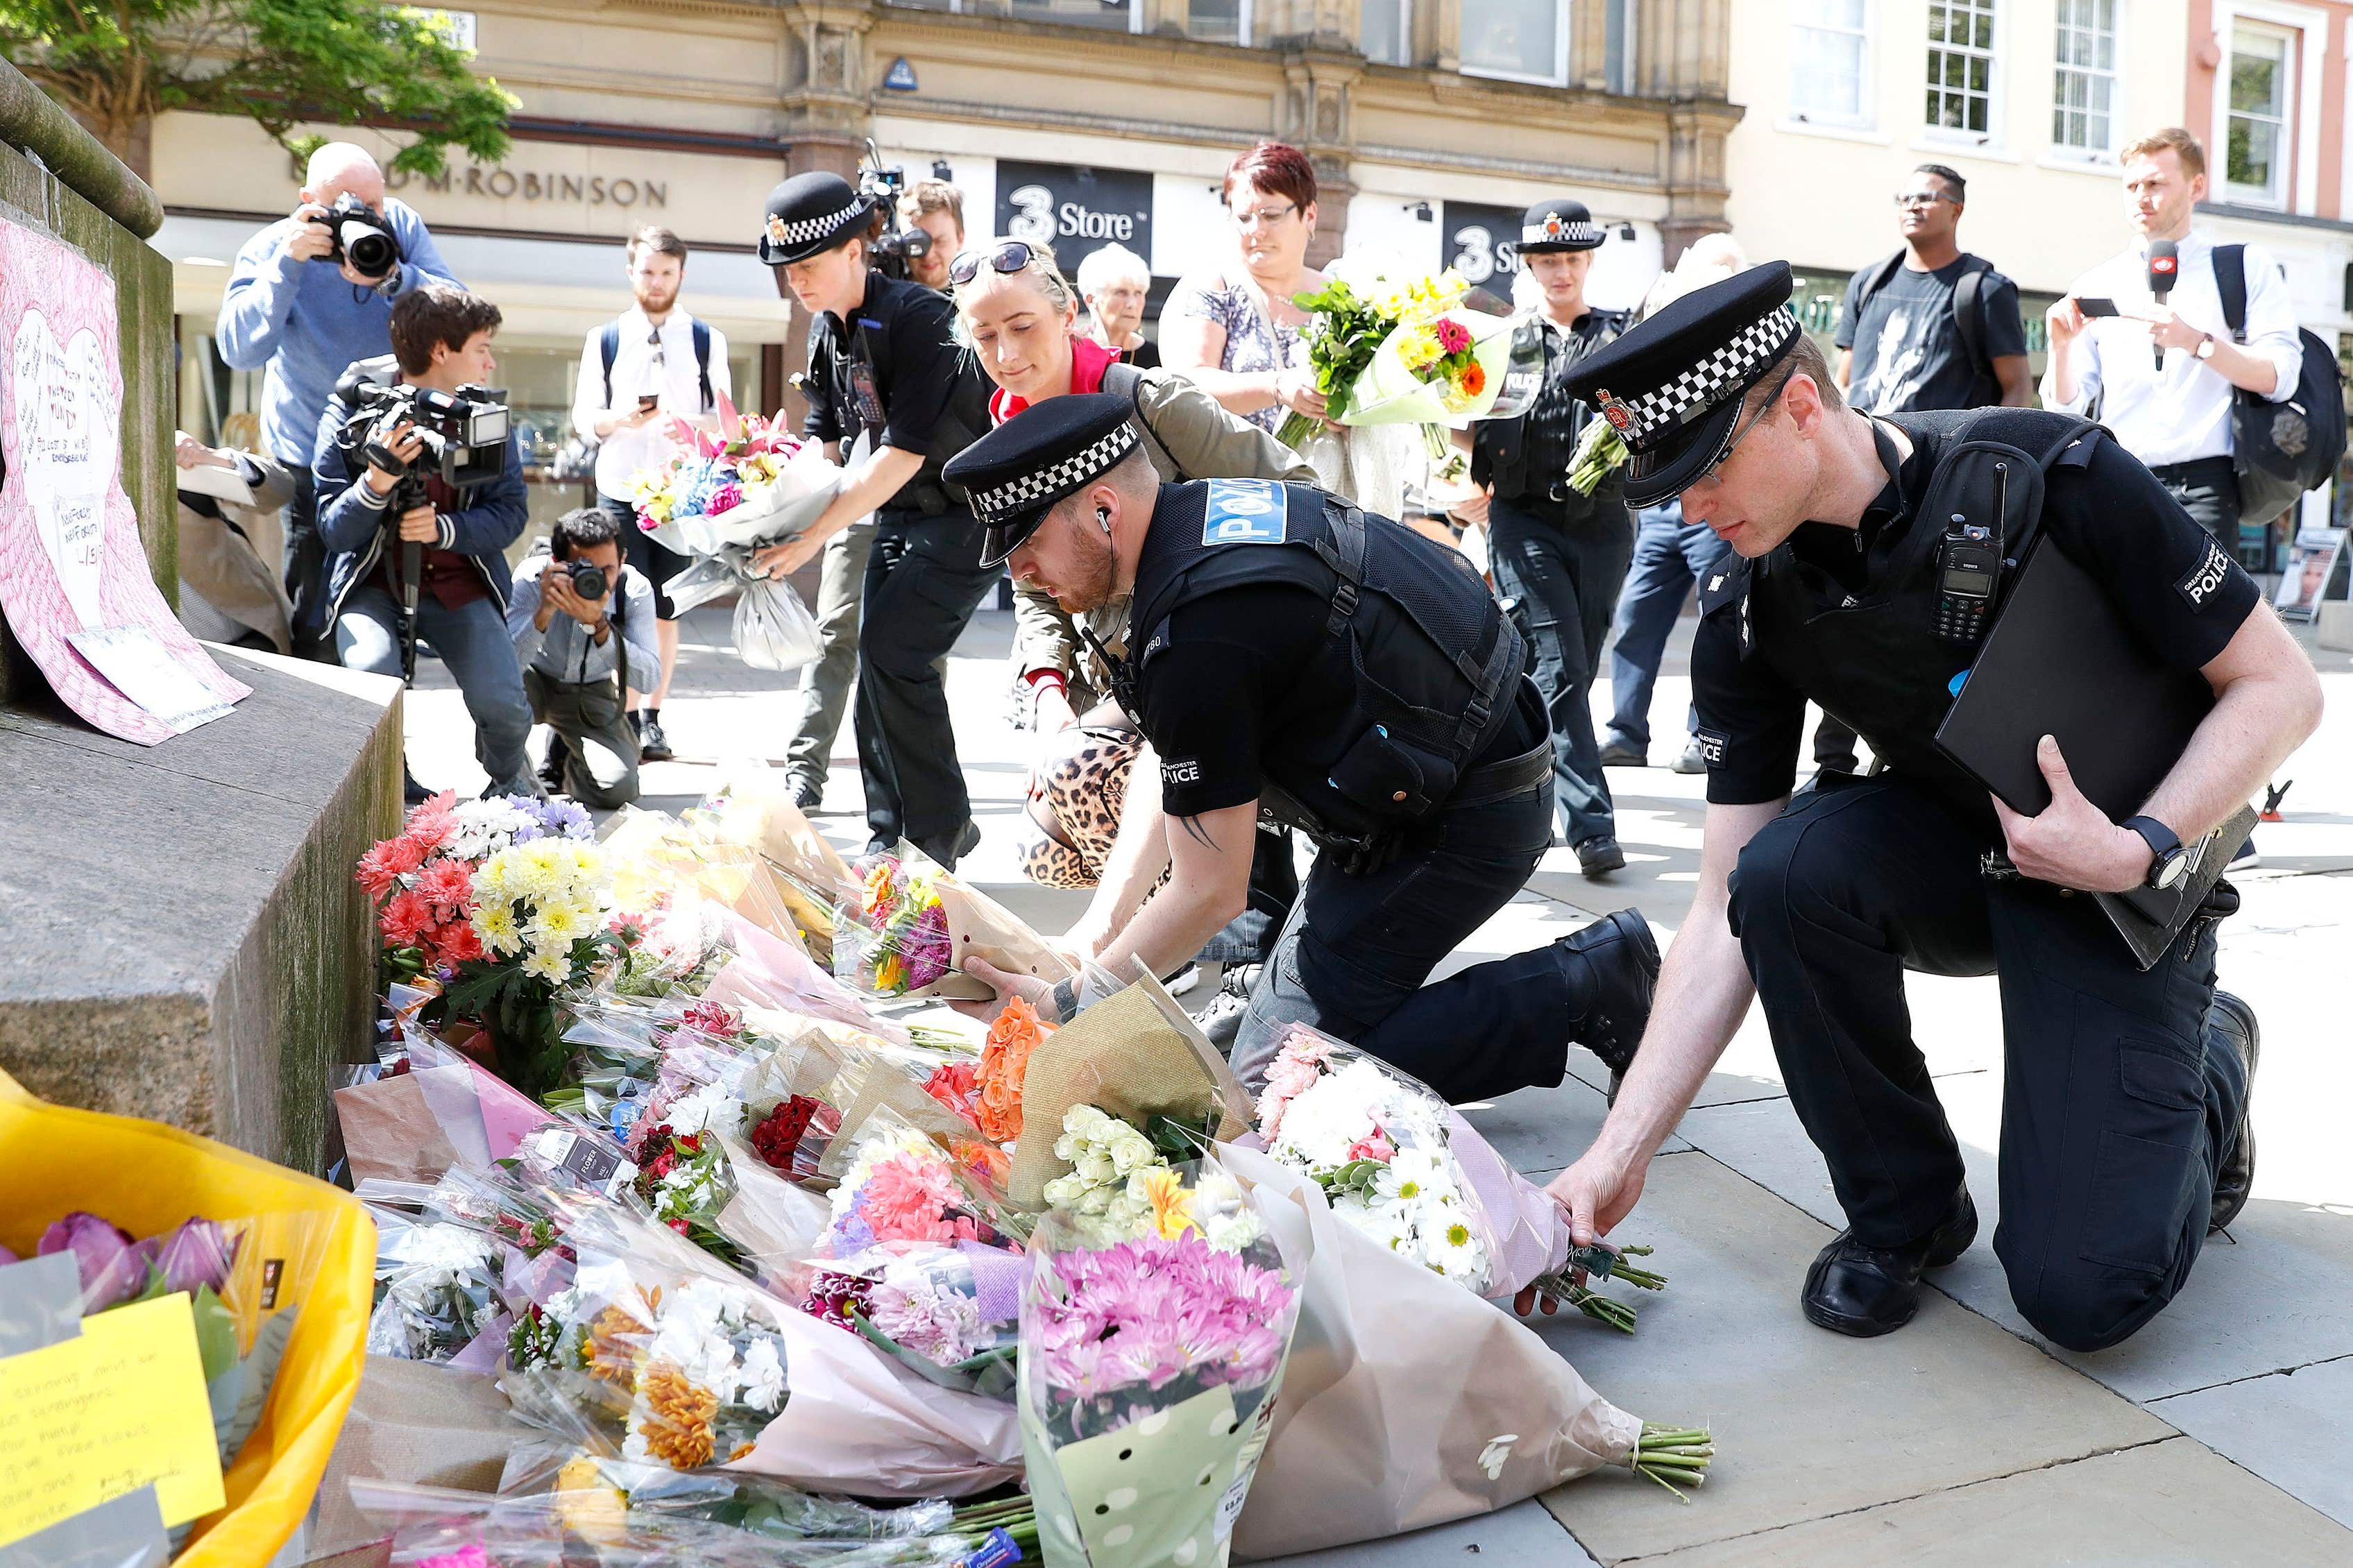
951,237,1311,1002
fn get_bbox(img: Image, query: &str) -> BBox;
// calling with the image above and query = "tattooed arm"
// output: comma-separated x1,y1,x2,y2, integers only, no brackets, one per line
1094,799,1258,985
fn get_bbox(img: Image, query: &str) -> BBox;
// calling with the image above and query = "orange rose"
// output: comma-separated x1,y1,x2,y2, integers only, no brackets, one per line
974,995,1053,1143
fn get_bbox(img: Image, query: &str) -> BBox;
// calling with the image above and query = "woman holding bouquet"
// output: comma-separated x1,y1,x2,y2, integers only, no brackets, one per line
953,239,1313,1021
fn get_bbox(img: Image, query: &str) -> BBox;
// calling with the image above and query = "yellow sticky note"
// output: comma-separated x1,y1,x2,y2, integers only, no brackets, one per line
0,1293,228,1549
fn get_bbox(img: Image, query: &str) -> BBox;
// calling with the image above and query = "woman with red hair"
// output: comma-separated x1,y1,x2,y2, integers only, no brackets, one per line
1162,142,1333,437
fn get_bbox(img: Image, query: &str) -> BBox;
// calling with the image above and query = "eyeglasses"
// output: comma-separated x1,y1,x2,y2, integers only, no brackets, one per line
1232,202,1298,230
1893,189,1957,208
949,241,1039,287
1688,364,1797,491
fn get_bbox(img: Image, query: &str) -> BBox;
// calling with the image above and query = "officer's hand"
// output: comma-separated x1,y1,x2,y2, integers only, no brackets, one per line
946,956,1053,1023
1514,1148,1649,1317
1989,734,2152,894
287,202,335,263
751,535,824,581
2128,307,2205,353
2046,296,2088,346
1450,487,1493,529
396,504,439,545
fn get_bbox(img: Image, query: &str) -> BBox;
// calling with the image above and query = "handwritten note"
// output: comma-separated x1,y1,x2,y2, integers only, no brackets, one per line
66,625,235,733
0,1295,226,1549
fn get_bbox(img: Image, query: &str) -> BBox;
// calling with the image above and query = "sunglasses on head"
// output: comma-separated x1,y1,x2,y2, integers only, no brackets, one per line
949,240,1039,287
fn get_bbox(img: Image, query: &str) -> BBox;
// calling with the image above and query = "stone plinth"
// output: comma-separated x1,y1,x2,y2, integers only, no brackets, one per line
0,649,400,1173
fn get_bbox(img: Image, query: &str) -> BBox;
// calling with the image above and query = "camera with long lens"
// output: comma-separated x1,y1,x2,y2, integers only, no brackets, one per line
309,193,402,282
857,139,929,282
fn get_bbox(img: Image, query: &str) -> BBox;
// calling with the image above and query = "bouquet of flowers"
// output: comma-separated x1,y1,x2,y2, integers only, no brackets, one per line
1257,1023,1667,1328
445,834,626,1094
359,793,597,988
801,1243,1025,1400
629,393,839,559
819,1122,1022,1258
1018,1154,1300,1568
835,846,1075,1004
1568,415,1630,497
1280,262,1518,461
362,1192,504,1363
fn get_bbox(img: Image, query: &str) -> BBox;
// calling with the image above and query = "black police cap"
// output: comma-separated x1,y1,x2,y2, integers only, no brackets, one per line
1561,260,1802,508
943,393,1140,568
1518,198,1604,254
756,172,876,266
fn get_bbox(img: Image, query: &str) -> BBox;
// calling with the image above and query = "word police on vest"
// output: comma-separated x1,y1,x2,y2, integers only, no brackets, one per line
2177,538,2233,610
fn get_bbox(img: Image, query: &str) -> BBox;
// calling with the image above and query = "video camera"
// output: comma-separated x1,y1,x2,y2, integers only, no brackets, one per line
309,194,402,282
337,380,512,681
858,139,930,282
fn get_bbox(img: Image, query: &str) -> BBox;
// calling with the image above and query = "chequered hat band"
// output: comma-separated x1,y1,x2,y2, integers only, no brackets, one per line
767,198,869,250
1522,221,1600,247
971,423,1140,522
1616,304,1801,448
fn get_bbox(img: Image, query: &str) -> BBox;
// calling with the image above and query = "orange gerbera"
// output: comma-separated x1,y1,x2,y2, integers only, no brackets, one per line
1462,361,1487,398
974,995,1055,1143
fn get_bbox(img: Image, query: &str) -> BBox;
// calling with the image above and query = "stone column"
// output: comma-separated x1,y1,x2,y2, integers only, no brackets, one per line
774,1,878,424
1275,49,1361,268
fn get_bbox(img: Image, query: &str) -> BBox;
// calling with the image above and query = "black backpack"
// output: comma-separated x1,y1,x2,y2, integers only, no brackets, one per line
2213,244,2347,524
601,318,715,414
1852,250,2001,409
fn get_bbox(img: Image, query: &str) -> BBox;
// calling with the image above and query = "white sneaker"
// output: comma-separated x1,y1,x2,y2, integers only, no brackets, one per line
2228,836,2259,872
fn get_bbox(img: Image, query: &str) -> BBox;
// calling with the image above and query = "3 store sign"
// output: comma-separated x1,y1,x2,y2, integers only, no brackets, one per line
1441,202,1527,286
994,161,1154,266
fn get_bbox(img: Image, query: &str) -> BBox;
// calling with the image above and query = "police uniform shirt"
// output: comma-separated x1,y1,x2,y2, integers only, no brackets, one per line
1139,580,1546,819
1692,411,2261,812
799,269,983,468
1470,309,1624,497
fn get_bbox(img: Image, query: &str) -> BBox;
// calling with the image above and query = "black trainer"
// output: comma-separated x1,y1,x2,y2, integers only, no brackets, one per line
1556,909,1660,1100
788,773,824,812
537,736,570,797
402,767,432,806
638,711,675,763
1803,1187,1978,1338
1599,740,1646,769
2207,991,2260,1234
1575,835,1627,878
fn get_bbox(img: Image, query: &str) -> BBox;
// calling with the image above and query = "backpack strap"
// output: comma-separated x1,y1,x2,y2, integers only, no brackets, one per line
600,322,620,407
1851,250,1908,325
1951,256,1993,388
2214,244,2249,342
1099,360,1180,479
691,319,714,411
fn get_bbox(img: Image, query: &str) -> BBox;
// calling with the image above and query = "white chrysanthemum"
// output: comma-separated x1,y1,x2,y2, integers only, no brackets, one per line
1427,1211,1488,1283
1271,1060,1388,1164
534,900,591,944
473,903,520,955
665,1082,745,1141
522,948,569,983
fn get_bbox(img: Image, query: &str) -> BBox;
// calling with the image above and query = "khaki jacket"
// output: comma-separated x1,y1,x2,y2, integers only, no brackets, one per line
176,452,296,655
1012,367,1317,715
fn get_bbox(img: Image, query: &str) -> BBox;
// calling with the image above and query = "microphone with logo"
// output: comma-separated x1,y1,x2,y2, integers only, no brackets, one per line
2147,239,2180,373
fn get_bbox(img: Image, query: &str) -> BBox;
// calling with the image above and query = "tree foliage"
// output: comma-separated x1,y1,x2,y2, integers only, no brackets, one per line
0,0,516,176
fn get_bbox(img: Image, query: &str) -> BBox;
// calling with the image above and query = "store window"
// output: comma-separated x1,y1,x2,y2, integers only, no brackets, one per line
1459,0,1568,87
1925,0,1998,143
1790,0,1871,128
2226,25,2294,209
1363,0,1411,65
1603,0,1637,94
1008,0,1137,30
2050,0,2117,160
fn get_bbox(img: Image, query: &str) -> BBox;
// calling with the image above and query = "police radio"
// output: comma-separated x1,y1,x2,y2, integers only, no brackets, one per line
1935,513,2000,642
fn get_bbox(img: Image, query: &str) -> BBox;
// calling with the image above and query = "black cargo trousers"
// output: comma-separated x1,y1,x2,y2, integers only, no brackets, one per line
1726,772,2246,1352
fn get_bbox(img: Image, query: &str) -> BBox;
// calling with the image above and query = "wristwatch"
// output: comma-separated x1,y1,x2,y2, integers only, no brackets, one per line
2194,332,2218,361
2123,815,2191,890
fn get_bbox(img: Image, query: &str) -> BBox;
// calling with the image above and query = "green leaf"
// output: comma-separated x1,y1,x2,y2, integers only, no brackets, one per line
189,1284,239,1383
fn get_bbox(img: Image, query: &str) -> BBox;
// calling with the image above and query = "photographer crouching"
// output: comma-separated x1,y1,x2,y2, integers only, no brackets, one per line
508,508,660,808
314,284,535,801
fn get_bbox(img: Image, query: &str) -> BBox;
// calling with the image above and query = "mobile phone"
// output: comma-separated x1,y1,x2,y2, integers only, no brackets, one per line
2077,297,2121,318
638,393,660,413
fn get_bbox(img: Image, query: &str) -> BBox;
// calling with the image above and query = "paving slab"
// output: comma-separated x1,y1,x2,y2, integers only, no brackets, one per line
2150,1354,2353,1532
1634,1435,2353,1567
1529,1152,2171,1564
1680,1068,2353,1405
1457,1073,1690,1181
1249,1498,1596,1567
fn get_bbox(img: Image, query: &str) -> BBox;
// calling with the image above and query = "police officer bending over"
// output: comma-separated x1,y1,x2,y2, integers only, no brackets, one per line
940,395,1662,1105
750,172,996,868
1540,264,2322,1349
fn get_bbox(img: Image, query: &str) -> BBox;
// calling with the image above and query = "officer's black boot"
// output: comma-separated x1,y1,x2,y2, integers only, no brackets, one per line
1554,910,1660,1101
1802,1186,1977,1338
2207,991,2261,1234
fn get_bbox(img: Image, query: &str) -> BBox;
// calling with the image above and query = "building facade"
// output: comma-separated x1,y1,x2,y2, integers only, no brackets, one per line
151,0,1740,527
1724,1,2353,556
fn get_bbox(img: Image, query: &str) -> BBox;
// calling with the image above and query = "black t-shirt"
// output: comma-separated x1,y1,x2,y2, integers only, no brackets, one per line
1692,418,2261,809
1835,256,2027,414
799,269,986,466
1138,582,1545,819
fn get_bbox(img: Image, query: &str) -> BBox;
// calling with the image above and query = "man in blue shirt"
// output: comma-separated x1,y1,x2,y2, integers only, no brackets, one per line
314,284,533,801
216,142,460,656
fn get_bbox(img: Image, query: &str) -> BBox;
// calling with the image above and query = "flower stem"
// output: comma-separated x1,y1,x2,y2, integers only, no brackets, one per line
1633,1422,1715,1503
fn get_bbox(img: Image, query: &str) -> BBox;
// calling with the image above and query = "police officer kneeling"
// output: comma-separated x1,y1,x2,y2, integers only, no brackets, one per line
1542,263,2323,1348
941,395,1662,1106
